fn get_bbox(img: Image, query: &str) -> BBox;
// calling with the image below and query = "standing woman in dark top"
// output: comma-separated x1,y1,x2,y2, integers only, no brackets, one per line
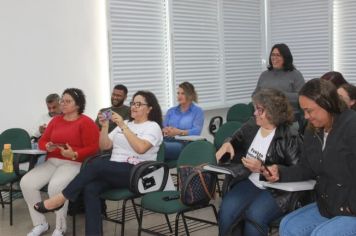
253,43,305,112
262,79,356,236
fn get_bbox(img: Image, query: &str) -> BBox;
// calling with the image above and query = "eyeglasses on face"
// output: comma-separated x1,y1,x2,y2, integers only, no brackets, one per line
271,53,282,58
60,99,74,104
254,105,265,115
130,101,148,108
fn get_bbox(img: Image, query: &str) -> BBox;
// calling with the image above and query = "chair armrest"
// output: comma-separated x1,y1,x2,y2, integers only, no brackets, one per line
209,116,223,136
262,180,316,192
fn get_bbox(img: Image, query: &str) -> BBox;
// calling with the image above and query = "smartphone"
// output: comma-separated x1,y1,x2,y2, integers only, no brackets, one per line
219,153,231,165
102,109,112,120
49,143,67,149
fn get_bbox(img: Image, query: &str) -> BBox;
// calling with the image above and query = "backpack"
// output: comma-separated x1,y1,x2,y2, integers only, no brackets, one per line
129,161,169,195
178,165,217,206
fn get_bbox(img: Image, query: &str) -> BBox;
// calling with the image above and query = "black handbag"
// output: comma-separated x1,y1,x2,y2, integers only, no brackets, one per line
129,161,169,195
178,165,217,206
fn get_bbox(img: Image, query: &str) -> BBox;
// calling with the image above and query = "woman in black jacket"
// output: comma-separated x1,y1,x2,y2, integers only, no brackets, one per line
263,79,356,236
216,88,302,236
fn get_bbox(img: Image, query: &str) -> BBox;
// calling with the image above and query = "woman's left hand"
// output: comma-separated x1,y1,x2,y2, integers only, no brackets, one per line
241,157,262,173
58,144,75,159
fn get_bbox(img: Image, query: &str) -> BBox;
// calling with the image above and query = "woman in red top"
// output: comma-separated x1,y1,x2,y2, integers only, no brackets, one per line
20,88,99,236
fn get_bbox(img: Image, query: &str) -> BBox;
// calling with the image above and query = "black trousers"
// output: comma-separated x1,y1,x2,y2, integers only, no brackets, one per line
63,158,133,236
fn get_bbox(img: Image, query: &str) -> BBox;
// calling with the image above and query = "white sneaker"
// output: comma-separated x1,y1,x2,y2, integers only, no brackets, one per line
27,223,49,236
52,228,65,236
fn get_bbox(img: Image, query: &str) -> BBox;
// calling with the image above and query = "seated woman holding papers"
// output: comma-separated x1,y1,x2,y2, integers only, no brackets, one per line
215,88,302,236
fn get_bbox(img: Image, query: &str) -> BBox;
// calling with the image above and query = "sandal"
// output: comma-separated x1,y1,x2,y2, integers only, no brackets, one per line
34,201,64,214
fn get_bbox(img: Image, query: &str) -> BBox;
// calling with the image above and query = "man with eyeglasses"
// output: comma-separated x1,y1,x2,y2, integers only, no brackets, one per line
95,84,130,133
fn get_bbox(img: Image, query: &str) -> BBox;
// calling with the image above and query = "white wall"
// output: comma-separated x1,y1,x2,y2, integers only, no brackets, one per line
0,0,110,134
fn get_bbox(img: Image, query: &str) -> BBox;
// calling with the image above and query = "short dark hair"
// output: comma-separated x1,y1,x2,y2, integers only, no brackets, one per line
268,43,295,71
114,84,128,95
62,88,86,114
179,82,198,103
339,83,356,110
253,88,294,126
320,71,348,88
299,78,347,115
46,93,60,103
130,91,163,127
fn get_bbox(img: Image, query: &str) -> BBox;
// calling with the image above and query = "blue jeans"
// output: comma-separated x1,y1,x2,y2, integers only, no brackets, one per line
163,138,186,161
62,158,134,236
219,179,283,236
280,203,356,236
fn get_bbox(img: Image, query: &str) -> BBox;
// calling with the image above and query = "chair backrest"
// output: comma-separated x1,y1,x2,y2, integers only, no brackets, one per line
214,121,242,150
156,142,165,162
226,103,253,123
0,128,32,162
177,140,216,168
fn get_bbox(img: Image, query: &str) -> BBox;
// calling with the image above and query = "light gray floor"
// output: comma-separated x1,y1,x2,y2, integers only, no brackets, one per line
0,192,279,236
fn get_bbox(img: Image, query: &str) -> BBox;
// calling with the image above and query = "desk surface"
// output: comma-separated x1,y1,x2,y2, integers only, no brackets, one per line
12,149,46,155
263,180,316,191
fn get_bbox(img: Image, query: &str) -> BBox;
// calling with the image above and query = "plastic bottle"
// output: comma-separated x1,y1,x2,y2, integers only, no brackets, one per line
2,144,14,173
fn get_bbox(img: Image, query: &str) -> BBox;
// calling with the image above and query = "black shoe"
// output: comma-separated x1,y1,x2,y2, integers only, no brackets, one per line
34,201,64,214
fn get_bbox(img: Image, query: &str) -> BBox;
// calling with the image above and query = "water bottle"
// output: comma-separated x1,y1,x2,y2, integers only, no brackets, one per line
2,144,14,173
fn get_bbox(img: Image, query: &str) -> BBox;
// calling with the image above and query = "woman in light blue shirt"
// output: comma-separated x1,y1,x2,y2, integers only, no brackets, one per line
163,82,204,160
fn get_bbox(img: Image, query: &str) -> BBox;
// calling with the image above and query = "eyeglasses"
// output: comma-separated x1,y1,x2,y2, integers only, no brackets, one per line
60,99,74,104
254,105,265,116
130,101,148,108
271,53,282,58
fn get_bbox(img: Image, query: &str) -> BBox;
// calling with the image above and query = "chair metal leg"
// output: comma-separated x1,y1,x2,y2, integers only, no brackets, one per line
121,199,128,236
210,204,218,222
164,214,173,233
10,183,13,226
174,213,181,236
138,207,144,236
0,190,5,208
72,214,76,236
131,199,140,223
181,213,190,236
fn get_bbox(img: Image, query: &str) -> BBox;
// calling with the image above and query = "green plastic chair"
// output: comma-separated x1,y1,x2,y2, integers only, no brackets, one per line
226,103,254,123
138,140,218,236
0,128,32,225
213,121,242,196
100,143,166,236
213,121,242,150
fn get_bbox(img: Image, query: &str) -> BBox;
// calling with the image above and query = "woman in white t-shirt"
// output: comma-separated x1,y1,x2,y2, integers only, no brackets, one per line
33,91,163,236
216,88,302,236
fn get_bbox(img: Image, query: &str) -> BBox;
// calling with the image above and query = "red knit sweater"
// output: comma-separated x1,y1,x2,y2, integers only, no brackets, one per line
39,114,99,162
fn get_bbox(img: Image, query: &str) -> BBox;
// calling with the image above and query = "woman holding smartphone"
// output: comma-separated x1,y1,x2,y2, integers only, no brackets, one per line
216,88,302,236
20,88,99,236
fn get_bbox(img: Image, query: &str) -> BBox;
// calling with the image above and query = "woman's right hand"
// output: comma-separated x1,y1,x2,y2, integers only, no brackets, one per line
45,142,56,152
216,142,235,162
261,164,280,182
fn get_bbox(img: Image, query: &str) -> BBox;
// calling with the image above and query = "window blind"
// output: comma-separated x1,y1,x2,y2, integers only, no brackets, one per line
171,0,222,108
108,0,170,109
223,0,264,105
268,0,331,81
333,0,356,84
